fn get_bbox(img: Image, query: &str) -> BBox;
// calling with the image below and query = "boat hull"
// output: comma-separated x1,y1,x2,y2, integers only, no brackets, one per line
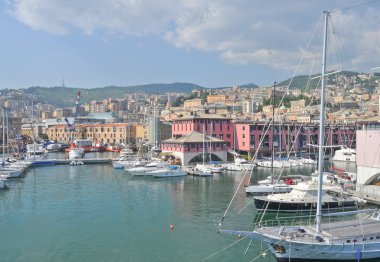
268,239,380,261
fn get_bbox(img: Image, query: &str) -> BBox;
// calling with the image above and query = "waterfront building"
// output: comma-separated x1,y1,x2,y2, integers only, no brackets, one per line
356,122,380,200
234,121,356,157
45,122,136,145
172,113,233,149
161,131,227,166
82,123,135,145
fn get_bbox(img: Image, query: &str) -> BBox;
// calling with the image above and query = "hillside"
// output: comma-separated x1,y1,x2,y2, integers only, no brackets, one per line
23,83,204,107
277,71,360,89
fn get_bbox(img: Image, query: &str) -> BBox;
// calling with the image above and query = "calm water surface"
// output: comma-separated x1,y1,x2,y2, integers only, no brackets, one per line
0,157,356,262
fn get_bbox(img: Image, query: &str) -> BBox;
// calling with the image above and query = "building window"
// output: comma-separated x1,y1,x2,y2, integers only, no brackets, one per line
243,142,245,146
242,126,245,131
243,134,245,138
227,134,231,138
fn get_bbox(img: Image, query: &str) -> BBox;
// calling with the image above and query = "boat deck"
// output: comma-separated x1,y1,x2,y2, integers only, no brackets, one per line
259,216,380,243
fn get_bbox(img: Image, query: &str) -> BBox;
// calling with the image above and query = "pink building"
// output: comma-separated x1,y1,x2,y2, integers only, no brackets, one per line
234,121,356,157
172,114,233,149
162,131,227,166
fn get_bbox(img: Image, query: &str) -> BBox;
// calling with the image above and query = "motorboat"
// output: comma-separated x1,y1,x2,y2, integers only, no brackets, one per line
256,159,283,168
253,176,357,213
25,143,48,160
126,162,168,176
68,147,85,160
223,157,254,171
119,148,135,158
0,168,23,178
332,146,356,162
46,142,62,152
112,156,145,169
150,165,187,178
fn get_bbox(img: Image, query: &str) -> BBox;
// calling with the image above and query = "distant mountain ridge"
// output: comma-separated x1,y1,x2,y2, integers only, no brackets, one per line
24,83,204,107
3,70,375,108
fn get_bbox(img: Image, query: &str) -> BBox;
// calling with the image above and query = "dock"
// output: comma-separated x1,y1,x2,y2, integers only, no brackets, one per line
31,158,113,166
330,188,380,206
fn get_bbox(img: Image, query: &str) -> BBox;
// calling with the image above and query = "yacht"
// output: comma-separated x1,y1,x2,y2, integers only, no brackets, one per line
119,147,135,158
112,156,146,169
256,158,283,168
223,157,254,171
253,177,357,212
68,147,85,160
150,165,187,178
0,168,23,178
126,162,168,176
332,146,356,162
25,143,48,160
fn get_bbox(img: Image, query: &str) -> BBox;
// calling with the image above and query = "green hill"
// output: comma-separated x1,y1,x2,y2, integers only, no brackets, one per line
277,71,360,89
23,83,204,107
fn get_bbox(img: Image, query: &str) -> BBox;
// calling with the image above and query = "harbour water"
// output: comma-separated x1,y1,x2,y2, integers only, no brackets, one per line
0,156,356,262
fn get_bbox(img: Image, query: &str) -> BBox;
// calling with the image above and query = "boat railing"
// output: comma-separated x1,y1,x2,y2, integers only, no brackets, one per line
255,210,375,229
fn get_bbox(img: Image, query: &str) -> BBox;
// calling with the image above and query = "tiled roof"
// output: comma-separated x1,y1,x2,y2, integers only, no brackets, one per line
163,131,224,143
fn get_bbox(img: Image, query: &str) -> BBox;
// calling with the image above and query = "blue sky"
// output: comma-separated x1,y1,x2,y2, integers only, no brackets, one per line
1,0,380,89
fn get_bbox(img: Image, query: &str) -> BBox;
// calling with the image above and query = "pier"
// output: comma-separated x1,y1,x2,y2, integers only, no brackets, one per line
329,188,380,206
31,158,113,166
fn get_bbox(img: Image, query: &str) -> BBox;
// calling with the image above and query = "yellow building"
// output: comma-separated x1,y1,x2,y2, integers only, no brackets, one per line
21,124,46,140
183,99,203,108
135,123,148,143
46,123,136,145
45,124,82,143
207,94,228,104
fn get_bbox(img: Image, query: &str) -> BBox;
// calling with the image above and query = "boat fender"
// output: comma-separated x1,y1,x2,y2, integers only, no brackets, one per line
355,249,362,261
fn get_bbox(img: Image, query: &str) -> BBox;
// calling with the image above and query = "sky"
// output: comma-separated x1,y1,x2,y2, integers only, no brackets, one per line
1,0,380,89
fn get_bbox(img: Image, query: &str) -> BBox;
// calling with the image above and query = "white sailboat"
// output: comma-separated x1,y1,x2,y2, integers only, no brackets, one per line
246,82,292,195
193,126,214,176
1,107,24,178
219,11,380,261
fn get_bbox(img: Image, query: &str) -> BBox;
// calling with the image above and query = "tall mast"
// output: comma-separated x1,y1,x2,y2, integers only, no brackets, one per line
271,82,276,184
316,11,329,234
2,107,5,164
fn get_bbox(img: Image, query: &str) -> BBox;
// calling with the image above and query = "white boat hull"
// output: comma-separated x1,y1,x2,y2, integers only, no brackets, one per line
151,169,187,178
69,148,85,160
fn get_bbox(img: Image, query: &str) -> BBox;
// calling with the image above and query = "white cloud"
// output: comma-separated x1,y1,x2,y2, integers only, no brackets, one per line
8,0,380,72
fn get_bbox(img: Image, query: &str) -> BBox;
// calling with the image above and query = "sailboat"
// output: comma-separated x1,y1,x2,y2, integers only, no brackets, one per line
193,124,214,176
245,82,292,196
219,11,380,261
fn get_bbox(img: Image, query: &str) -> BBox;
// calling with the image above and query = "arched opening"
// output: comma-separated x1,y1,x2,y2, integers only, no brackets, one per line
367,173,380,186
188,153,223,164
